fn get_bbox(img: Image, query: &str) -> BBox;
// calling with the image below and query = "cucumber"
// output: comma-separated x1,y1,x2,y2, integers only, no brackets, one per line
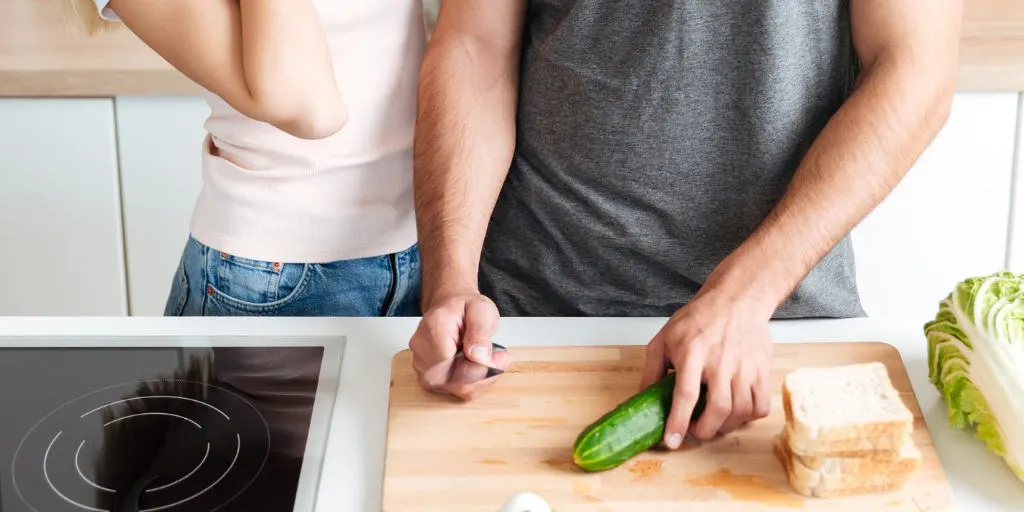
571,371,707,472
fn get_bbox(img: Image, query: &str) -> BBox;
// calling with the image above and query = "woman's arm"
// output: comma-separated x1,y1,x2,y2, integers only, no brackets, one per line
108,0,347,139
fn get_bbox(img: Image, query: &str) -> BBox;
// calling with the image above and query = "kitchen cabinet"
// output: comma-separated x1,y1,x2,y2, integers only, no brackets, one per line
1,93,1021,319
0,98,127,316
851,92,1020,322
115,95,208,316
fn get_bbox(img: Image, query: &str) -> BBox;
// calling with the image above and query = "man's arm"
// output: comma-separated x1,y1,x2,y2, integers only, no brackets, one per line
705,0,963,313
109,0,346,139
644,0,964,447
406,0,527,400
413,0,528,308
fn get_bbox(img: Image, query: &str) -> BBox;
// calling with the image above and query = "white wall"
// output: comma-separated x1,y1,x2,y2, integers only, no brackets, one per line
853,93,1021,321
0,92,1022,319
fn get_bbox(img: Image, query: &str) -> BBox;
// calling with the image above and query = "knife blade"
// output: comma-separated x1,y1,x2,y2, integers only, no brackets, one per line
448,342,507,386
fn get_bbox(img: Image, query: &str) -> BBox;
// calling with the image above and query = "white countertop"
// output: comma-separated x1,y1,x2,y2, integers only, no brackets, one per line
1,315,1023,511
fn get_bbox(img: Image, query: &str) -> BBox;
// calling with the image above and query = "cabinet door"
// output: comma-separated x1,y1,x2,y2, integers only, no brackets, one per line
0,99,128,316
851,92,1019,321
115,96,208,316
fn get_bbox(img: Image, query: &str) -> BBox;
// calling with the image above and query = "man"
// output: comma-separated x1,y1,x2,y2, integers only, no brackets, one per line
408,1,962,450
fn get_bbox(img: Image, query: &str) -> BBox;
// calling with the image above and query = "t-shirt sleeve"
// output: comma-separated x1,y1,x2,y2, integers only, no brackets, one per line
92,0,121,22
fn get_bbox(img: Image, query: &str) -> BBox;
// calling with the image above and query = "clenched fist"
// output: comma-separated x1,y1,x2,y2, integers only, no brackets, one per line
409,292,511,400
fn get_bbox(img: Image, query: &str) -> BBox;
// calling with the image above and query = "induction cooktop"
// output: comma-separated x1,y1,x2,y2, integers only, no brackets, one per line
0,336,343,512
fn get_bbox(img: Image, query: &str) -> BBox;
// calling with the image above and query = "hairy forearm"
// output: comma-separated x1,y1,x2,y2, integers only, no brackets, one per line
414,36,520,307
111,0,344,139
707,56,956,316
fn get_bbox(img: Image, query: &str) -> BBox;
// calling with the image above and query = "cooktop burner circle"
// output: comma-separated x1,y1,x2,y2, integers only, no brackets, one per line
11,380,271,512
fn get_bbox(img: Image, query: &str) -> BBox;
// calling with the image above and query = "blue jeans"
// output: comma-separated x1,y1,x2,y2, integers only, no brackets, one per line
165,236,421,317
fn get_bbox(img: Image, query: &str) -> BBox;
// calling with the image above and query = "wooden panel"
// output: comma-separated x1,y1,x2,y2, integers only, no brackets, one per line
0,0,200,96
382,343,953,512
0,0,1022,95
0,98,128,316
115,96,208,316
958,0,1024,91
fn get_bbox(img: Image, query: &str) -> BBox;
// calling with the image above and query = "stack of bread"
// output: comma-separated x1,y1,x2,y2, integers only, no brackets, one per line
773,361,922,498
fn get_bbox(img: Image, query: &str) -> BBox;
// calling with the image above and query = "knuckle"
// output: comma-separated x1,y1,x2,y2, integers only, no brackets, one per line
693,427,716,441
473,294,496,309
409,334,427,353
420,320,443,342
676,385,700,402
754,402,771,418
709,398,732,416
741,402,755,416
709,404,730,418
739,363,757,381
732,400,752,417
687,333,707,349
418,375,440,391
419,370,442,387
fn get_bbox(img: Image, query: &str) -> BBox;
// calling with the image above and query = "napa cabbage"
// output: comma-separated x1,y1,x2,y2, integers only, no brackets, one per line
924,271,1024,483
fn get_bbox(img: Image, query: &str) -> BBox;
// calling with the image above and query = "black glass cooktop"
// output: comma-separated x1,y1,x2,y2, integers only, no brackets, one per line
0,345,327,512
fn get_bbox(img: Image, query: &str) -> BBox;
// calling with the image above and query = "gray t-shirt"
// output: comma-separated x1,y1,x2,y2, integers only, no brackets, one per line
479,0,866,319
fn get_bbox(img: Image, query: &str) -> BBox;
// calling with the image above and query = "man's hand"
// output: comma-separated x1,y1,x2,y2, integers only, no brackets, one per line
639,0,962,449
641,286,774,448
409,292,511,400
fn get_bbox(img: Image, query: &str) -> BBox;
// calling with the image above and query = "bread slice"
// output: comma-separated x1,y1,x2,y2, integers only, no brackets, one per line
778,429,921,473
782,362,913,456
782,424,908,458
773,432,920,498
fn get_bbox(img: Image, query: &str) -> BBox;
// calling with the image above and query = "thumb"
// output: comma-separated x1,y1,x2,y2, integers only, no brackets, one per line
461,295,500,365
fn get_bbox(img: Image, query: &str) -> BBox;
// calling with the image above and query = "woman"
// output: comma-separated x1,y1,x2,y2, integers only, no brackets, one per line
79,0,428,317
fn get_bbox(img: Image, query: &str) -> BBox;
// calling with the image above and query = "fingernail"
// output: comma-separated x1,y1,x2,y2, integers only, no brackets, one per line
492,350,511,368
667,433,682,449
468,345,490,363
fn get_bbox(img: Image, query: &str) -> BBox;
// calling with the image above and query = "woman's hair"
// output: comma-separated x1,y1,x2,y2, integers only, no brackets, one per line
56,0,120,35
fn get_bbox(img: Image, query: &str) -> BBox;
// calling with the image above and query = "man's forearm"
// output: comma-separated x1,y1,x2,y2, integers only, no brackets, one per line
413,34,521,307
707,55,958,316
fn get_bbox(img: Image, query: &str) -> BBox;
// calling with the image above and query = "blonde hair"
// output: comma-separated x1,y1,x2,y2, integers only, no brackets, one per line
56,0,121,35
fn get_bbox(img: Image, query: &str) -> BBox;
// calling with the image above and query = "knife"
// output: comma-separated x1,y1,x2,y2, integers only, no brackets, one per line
448,342,507,385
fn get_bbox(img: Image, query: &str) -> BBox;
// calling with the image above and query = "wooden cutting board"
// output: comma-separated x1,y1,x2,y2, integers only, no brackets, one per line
382,342,953,511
